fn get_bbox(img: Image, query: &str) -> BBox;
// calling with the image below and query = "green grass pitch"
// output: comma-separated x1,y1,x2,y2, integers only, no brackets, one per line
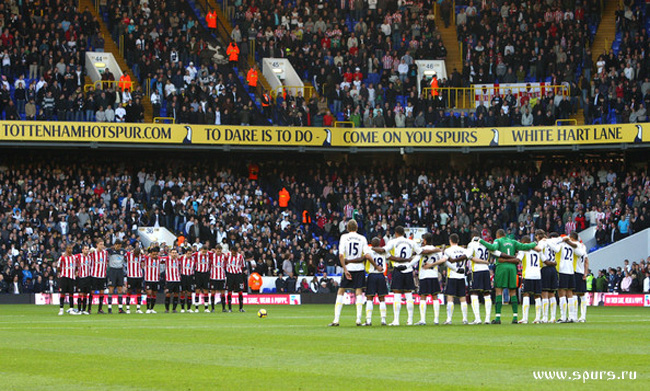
1,304,648,390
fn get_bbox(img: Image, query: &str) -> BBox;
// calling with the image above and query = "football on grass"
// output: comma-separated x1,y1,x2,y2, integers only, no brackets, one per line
257,309,268,318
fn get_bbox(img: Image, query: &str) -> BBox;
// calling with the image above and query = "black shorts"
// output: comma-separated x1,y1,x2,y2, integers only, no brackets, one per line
107,267,124,287
541,266,558,292
76,277,92,293
340,270,366,290
144,281,159,292
166,281,181,293
444,278,466,298
470,270,491,292
523,279,542,295
574,274,586,294
195,272,210,290
210,279,226,291
391,270,415,291
127,278,143,292
92,277,107,291
226,273,245,292
181,275,194,291
419,278,441,296
365,273,388,296
59,277,75,294
558,273,575,290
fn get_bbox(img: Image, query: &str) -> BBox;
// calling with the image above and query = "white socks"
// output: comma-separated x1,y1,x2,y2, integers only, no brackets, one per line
433,299,440,324
559,296,567,320
405,293,414,324
460,302,468,322
550,297,557,320
534,297,542,321
393,294,402,324
522,296,530,321
484,296,492,323
419,300,427,322
542,298,549,321
333,295,343,323
356,295,364,323
580,296,587,321
471,295,481,322
379,301,387,322
366,299,373,323
569,297,577,321
446,301,454,322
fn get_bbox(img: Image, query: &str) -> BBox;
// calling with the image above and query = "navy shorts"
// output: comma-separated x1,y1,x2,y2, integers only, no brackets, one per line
144,281,159,292
419,278,441,295
444,278,466,298
226,272,245,292
391,270,415,291
470,270,491,292
76,277,92,293
195,272,210,290
210,279,226,291
340,270,366,290
541,266,558,292
523,279,542,295
365,273,388,296
574,274,586,294
181,274,194,291
127,278,143,292
558,273,575,290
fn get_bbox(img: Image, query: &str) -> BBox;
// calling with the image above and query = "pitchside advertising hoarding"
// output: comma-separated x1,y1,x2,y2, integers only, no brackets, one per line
0,121,647,148
35,293,302,305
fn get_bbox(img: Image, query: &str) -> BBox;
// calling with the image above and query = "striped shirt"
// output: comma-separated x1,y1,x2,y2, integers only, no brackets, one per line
164,256,181,282
58,255,77,279
143,255,161,282
210,253,226,280
126,252,144,279
76,254,92,279
181,255,195,276
193,251,211,273
91,250,108,278
226,252,245,274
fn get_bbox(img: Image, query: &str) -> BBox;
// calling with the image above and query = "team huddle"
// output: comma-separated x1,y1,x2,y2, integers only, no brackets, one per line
330,220,589,326
56,239,248,315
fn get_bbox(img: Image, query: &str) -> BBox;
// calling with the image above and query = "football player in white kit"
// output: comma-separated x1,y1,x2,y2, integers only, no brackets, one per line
549,232,584,323
362,237,388,326
517,236,543,324
571,232,589,322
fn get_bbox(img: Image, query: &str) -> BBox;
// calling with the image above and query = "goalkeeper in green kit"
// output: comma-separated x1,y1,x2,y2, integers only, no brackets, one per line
477,229,539,324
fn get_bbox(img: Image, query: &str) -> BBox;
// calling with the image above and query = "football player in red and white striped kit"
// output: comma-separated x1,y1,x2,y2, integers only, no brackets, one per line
226,245,247,313
125,248,145,313
209,244,228,312
89,239,108,314
163,248,182,313
193,244,213,312
143,247,162,313
57,245,78,315
75,245,93,315
180,248,195,313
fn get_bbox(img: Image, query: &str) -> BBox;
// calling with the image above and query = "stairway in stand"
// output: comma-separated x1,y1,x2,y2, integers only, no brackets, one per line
435,9,462,78
79,0,153,122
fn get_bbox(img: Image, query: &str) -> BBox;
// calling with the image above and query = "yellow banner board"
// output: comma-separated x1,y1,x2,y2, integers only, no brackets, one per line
0,121,646,148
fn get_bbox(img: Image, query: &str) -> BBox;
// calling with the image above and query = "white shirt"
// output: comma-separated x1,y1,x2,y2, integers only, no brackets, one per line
365,248,386,274
551,240,585,275
339,232,368,272
518,249,542,280
466,241,490,272
444,245,467,280
413,245,442,279
383,236,420,273
574,243,587,274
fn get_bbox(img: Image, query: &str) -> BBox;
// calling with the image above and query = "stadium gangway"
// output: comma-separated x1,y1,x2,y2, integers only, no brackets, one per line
84,80,123,92
270,85,315,103
334,121,355,128
555,119,578,126
422,84,569,110
153,117,175,124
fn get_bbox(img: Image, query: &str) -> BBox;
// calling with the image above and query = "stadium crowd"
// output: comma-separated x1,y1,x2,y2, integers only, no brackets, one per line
0,151,648,295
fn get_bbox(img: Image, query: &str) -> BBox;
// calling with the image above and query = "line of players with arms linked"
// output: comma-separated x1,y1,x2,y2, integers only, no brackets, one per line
55,238,250,315
330,219,589,327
